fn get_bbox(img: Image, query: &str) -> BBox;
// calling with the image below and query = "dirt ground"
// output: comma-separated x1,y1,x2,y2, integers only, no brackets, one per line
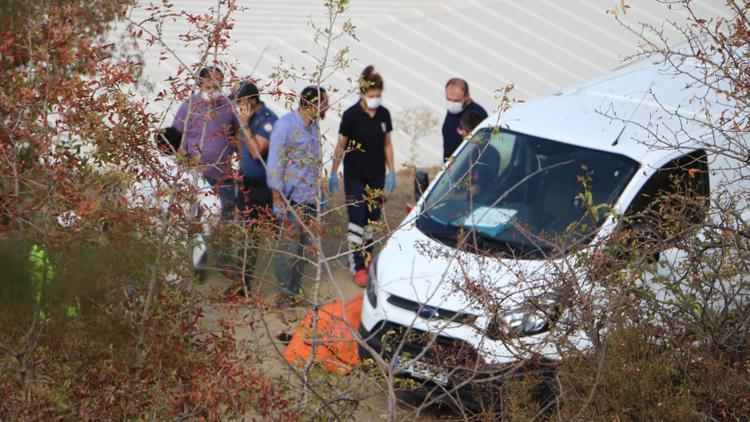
196,170,450,420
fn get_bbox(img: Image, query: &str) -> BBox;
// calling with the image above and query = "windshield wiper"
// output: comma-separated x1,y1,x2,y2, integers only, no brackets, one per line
465,230,549,258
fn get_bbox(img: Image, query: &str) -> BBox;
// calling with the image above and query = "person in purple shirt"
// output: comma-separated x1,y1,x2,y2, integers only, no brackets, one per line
266,86,328,305
171,66,238,220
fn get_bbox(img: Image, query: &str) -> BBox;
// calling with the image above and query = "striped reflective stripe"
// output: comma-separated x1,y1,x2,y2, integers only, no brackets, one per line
363,225,374,242
348,223,364,244
348,223,364,235
348,253,356,274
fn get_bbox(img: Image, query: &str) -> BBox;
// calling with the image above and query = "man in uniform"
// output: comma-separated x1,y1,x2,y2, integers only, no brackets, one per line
230,81,278,293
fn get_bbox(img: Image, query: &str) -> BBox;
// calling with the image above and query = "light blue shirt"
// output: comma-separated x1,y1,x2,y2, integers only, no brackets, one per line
266,110,321,205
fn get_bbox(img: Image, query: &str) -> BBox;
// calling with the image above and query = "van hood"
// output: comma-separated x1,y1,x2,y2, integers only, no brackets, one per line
377,220,555,315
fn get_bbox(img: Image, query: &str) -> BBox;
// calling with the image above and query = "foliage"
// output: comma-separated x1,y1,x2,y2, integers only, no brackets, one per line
394,106,439,167
2,0,748,420
0,0,291,419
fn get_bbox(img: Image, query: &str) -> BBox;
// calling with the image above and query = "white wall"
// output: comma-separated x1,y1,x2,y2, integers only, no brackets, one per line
120,0,729,168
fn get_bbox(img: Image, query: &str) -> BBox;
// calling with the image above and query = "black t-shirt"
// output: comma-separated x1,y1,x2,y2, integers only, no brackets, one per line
442,101,488,160
339,102,393,180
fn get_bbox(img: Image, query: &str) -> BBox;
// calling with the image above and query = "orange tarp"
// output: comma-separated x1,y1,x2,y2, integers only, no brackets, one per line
283,294,363,374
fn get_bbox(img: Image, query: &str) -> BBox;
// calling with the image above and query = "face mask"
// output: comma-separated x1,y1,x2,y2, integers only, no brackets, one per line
446,100,464,114
365,97,382,110
201,90,222,101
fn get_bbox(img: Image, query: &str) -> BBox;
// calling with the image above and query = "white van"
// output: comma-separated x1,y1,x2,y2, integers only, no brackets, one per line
359,55,742,388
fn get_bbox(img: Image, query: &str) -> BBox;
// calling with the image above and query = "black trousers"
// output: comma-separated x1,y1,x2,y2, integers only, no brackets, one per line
238,178,272,220
345,174,385,273
235,178,272,286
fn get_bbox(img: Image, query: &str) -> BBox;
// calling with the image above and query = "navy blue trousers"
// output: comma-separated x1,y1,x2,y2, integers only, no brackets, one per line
344,174,385,273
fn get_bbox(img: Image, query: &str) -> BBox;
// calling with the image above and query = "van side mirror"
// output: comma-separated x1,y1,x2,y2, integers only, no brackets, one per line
414,171,429,202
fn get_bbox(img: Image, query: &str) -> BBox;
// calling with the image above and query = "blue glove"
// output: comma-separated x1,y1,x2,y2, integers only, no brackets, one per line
272,204,283,218
328,173,340,194
385,172,396,193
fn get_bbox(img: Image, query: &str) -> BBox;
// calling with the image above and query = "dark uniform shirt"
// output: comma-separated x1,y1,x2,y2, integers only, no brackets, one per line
239,102,278,183
442,101,488,160
339,102,393,180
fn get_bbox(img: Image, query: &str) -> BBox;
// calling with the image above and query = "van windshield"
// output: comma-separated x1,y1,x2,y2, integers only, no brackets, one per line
417,128,638,258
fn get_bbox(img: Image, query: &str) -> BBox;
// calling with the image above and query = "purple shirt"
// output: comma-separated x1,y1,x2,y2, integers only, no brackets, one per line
171,94,238,180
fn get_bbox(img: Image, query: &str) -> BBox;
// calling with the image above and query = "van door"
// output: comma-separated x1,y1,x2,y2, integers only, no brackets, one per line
619,150,710,305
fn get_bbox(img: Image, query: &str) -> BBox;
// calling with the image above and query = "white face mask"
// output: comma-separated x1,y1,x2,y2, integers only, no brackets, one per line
446,100,464,114
201,90,222,101
365,96,382,110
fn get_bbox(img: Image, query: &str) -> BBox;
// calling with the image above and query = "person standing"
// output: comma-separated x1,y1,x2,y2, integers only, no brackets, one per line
266,86,328,305
329,66,395,287
171,66,238,220
228,80,278,293
442,78,487,161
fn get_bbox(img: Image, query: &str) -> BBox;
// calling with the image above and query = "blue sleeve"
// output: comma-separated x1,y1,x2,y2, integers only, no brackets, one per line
266,117,289,193
252,113,278,140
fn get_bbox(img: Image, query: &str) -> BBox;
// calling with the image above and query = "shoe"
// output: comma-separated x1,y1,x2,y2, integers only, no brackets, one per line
353,269,368,287
277,332,293,344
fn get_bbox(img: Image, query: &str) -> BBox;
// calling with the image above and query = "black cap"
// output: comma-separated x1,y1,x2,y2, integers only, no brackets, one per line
300,85,326,107
235,81,260,101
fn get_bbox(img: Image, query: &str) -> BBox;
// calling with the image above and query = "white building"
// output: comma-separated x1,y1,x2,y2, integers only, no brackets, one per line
123,0,728,167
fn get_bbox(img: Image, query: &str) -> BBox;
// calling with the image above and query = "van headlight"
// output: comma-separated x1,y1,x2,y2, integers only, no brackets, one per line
486,296,563,339
366,256,379,308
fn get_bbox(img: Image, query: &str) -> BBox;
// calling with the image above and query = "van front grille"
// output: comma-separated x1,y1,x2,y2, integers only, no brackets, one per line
386,295,477,326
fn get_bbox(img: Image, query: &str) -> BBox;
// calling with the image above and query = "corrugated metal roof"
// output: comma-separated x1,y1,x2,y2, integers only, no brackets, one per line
124,0,729,166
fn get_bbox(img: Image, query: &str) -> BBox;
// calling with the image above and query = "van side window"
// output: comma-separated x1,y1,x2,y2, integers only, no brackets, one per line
623,150,710,243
